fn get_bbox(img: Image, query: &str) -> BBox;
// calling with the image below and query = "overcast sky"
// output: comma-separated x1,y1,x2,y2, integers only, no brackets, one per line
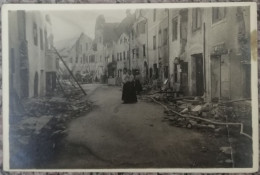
49,10,129,47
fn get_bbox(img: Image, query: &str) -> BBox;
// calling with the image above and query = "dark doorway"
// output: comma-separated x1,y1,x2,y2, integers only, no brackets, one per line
211,55,221,100
243,64,251,98
20,69,29,98
34,72,39,97
180,62,188,95
211,54,230,100
149,68,153,78
164,66,169,79
144,61,148,78
46,72,57,94
192,54,204,96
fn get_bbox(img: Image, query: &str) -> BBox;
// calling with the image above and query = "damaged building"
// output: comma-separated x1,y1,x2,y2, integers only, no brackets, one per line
9,11,57,99
168,7,250,101
58,7,251,102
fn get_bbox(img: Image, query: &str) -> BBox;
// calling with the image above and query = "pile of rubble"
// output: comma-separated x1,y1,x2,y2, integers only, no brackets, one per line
145,92,252,137
9,90,92,168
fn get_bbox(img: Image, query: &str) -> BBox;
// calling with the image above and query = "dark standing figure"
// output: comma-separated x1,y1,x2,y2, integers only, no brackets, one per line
134,70,143,95
122,69,137,104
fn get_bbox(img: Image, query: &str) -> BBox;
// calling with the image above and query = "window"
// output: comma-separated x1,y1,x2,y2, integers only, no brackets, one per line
131,30,134,40
123,51,126,60
143,44,146,57
172,18,178,41
90,55,95,63
83,54,86,63
153,9,156,21
112,54,115,61
192,8,202,31
136,48,139,58
127,51,130,59
10,48,15,73
153,35,156,50
132,49,135,59
40,28,43,50
163,28,168,45
44,30,48,50
120,53,122,61
93,43,97,51
33,22,38,46
86,43,88,50
212,7,226,24
117,53,119,61
100,56,102,62
174,63,178,82
137,21,145,35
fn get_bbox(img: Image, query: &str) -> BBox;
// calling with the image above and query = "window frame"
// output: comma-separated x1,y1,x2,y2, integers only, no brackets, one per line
33,22,38,46
192,8,202,32
153,35,156,50
172,17,178,41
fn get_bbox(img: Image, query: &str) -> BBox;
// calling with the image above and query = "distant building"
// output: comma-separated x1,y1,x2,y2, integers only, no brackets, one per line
130,9,149,80
147,9,169,85
115,32,130,78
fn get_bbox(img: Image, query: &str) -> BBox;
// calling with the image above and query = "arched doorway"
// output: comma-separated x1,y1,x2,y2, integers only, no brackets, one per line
34,72,39,97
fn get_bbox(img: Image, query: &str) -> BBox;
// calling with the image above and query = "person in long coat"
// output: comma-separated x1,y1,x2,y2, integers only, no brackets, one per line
122,70,137,104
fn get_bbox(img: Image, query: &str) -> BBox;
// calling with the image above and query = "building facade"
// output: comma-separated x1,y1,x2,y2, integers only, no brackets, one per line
168,7,250,101
9,11,57,99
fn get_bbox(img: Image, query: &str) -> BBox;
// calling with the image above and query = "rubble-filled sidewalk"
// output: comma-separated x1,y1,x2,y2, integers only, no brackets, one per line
9,89,92,168
141,85,253,168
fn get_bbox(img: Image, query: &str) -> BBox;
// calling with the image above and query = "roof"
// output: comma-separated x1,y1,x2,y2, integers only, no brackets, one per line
101,13,136,45
103,23,119,45
114,13,135,39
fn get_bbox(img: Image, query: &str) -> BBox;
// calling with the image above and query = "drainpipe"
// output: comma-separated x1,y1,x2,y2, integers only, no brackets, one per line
140,10,149,81
129,31,131,70
203,22,206,98
168,8,170,88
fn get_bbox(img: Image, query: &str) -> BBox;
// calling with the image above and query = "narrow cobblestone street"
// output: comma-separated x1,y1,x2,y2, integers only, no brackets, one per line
39,84,231,169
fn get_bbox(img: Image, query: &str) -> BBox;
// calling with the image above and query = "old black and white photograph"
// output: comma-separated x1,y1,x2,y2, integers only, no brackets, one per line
2,2,258,172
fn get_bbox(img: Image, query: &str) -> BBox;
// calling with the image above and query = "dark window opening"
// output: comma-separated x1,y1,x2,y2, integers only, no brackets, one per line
40,28,43,50
212,7,226,24
192,8,202,31
143,44,146,57
153,35,156,50
33,22,38,46
172,18,178,41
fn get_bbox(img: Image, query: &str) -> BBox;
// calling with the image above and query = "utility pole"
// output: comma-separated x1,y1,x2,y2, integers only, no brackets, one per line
52,45,87,96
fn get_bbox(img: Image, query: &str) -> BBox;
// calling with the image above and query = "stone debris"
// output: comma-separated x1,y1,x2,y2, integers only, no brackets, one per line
9,89,92,168
220,146,232,155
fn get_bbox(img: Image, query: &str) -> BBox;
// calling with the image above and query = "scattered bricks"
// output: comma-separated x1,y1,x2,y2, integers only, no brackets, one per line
192,105,202,112
201,103,212,112
201,112,208,117
183,99,201,105
225,159,233,164
191,105,202,115
220,146,232,154
208,124,215,129
180,108,188,114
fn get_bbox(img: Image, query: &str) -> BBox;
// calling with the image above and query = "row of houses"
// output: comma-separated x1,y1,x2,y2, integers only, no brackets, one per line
9,11,57,99
64,6,250,102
